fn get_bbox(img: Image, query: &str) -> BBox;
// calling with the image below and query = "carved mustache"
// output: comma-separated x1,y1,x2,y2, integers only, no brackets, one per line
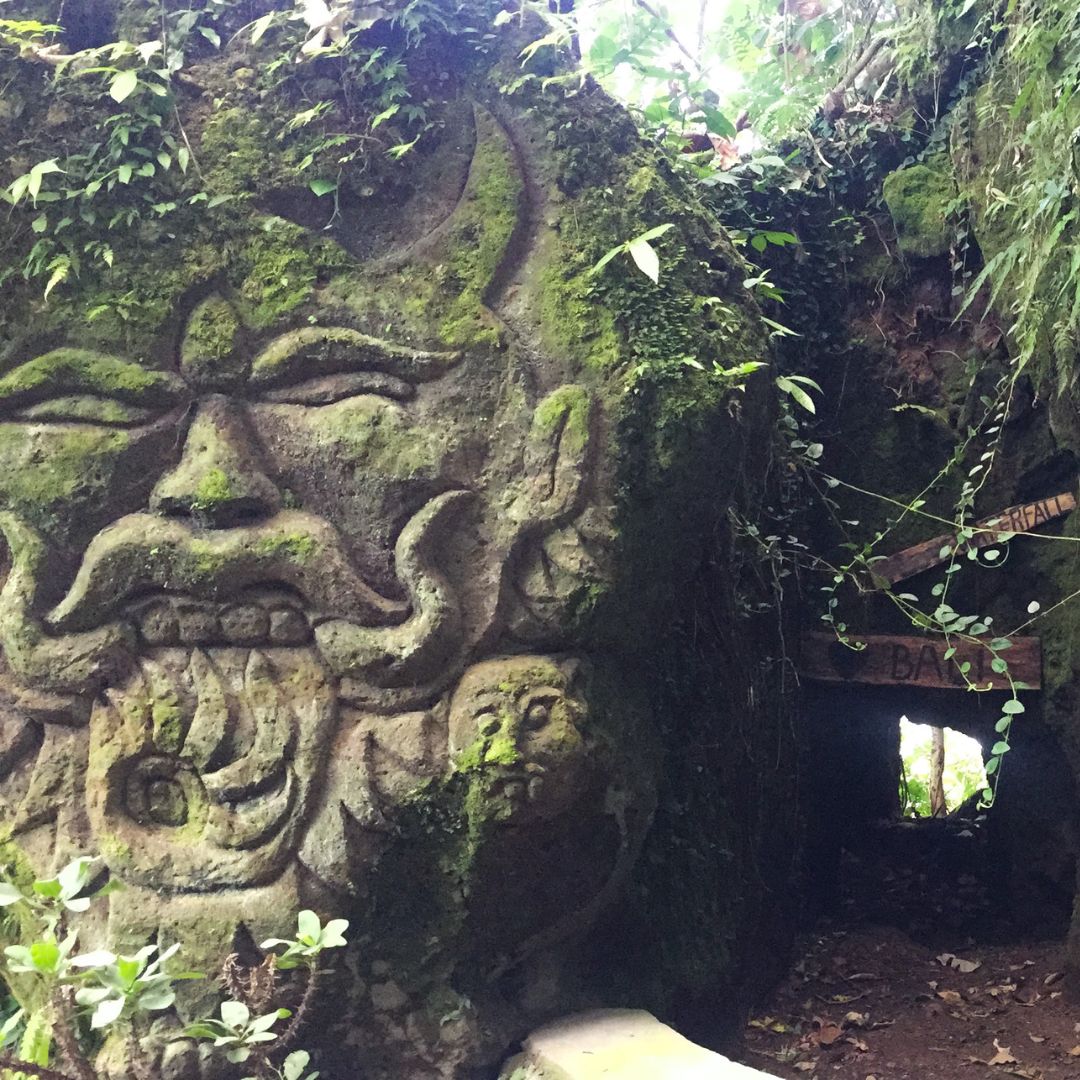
0,491,469,696
48,510,410,633
52,491,472,692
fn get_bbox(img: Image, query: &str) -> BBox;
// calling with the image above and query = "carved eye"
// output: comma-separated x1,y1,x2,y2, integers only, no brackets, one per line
12,395,155,427
475,708,501,737
524,702,550,730
522,691,565,734
259,372,415,406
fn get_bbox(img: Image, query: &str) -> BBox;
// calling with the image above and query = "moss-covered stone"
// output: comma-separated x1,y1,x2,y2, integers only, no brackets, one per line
882,163,957,259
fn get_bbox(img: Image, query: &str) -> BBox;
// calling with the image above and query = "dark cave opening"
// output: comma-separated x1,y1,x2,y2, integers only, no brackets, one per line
802,684,1077,948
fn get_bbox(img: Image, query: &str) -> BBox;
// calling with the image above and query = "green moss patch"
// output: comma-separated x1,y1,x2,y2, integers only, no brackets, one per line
882,164,957,258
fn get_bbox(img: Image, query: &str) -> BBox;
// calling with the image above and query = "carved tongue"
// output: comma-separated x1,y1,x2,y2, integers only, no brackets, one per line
87,645,336,891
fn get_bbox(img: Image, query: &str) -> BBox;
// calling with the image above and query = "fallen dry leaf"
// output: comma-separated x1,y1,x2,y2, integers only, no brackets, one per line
1068,1045,1080,1057
794,1063,816,1073
844,1011,869,1026
817,1021,843,1046
988,1040,1019,1066
936,989,964,1004
748,1016,790,1034
845,1036,869,1052
1028,1034,1046,1044
937,952,982,974
1042,971,1063,986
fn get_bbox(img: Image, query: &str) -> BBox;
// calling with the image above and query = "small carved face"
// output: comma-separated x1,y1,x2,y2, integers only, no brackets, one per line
448,656,588,823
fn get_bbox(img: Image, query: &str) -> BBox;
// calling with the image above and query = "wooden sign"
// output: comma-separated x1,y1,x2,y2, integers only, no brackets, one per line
873,490,1076,586
801,633,1041,690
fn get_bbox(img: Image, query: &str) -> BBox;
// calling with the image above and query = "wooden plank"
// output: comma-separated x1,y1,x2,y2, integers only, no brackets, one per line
801,632,1041,690
872,490,1076,586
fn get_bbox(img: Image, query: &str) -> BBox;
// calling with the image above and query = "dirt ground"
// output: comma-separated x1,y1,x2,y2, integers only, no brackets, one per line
740,925,1079,1080
738,818,1079,1080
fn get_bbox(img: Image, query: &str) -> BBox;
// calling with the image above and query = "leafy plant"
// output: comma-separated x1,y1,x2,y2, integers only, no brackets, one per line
0,861,346,1080
590,223,676,284
184,1000,291,1065
260,911,349,971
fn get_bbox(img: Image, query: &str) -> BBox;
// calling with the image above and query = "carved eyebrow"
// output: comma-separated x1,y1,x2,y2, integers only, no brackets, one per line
248,327,461,389
0,349,186,409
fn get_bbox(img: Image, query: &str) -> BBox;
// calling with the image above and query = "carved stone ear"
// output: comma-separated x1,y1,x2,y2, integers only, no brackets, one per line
511,385,594,527
0,513,129,695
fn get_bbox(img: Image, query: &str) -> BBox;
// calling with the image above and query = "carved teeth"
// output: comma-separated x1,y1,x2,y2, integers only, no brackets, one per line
220,604,270,646
269,607,311,645
137,602,179,646
176,604,221,645
131,598,309,646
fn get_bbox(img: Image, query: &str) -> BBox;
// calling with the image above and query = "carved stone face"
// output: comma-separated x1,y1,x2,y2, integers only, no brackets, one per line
449,656,588,823
0,282,594,892
0,111,609,946
0,299,485,695
0,299,469,884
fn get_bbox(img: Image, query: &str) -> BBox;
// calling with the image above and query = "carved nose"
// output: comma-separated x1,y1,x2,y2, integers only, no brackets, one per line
150,396,281,528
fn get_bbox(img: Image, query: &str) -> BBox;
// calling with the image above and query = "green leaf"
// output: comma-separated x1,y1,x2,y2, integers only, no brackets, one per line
250,13,275,43
220,1000,250,1029
627,237,660,283
136,986,175,1011
775,376,815,413
91,996,125,1029
249,1011,281,1034
117,164,133,185
991,740,1011,755
29,940,60,973
308,178,337,197
297,909,321,942
371,104,399,130
0,883,24,906
635,223,676,243
1002,699,1025,714
284,1052,311,1080
702,106,736,138
71,950,116,968
589,243,624,276
109,69,139,103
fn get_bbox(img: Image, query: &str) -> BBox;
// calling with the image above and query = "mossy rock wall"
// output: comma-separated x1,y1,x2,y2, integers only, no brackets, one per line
0,3,797,1077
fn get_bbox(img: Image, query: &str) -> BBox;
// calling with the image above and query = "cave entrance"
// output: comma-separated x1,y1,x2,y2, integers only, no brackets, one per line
898,718,987,819
803,684,1076,948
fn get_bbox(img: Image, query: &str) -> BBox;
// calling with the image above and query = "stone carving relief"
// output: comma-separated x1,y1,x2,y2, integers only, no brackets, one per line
0,103,642,1077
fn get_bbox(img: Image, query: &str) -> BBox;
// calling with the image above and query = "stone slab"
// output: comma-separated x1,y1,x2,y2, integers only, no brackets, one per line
498,1009,772,1079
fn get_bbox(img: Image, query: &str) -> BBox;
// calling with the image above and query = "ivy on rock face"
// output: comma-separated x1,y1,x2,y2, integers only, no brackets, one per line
0,0,451,307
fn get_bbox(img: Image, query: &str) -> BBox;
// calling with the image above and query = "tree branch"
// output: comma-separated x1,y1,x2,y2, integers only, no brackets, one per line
51,990,96,1080
275,967,322,1053
0,1052,78,1080
633,0,700,71
823,31,891,117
